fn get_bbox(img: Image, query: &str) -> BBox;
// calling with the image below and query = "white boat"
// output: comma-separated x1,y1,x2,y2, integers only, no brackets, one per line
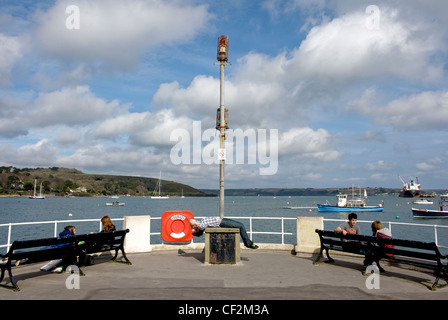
412,199,433,205
412,195,448,218
151,171,169,199
106,201,125,206
29,179,45,199
317,186,383,212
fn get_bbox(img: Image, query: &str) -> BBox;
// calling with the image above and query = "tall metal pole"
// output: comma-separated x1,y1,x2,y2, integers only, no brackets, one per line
216,35,229,219
219,61,225,219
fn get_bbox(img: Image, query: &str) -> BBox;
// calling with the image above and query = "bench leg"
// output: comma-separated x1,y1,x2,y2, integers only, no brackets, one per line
313,247,334,264
0,263,20,291
0,265,4,283
374,258,386,273
110,246,132,265
313,248,324,264
60,256,85,276
324,248,335,263
431,275,440,290
431,264,448,290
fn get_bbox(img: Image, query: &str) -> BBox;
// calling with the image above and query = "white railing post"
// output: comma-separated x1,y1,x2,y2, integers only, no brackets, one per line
7,223,12,252
54,221,58,237
434,225,439,246
281,218,285,245
249,217,253,240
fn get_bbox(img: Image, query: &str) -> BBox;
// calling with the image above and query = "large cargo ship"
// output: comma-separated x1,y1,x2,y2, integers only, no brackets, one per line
398,176,421,198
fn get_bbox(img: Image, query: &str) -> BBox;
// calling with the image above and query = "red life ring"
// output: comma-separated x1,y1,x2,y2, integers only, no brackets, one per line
161,210,194,242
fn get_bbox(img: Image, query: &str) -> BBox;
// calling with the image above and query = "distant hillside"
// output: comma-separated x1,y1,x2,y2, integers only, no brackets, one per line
0,166,212,197
201,187,443,197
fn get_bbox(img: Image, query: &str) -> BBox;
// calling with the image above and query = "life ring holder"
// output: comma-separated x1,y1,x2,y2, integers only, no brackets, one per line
161,210,194,243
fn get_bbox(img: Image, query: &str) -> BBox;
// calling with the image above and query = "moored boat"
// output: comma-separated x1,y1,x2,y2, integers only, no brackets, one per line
29,179,45,199
317,203,384,212
399,176,421,198
412,199,433,205
412,195,448,218
317,189,383,212
151,171,169,199
106,201,125,206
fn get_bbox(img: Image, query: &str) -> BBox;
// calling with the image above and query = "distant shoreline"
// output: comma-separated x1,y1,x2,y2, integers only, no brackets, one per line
201,188,444,197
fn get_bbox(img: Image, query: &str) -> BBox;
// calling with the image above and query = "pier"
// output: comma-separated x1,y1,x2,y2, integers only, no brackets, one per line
2,248,448,319
1,216,448,306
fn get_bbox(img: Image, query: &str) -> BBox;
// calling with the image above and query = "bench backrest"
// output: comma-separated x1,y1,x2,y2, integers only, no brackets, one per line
8,236,80,263
315,229,444,261
77,229,129,252
6,229,129,262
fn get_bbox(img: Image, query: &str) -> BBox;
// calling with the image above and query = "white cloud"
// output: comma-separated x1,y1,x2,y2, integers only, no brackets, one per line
278,127,342,162
34,0,211,70
153,76,219,120
0,85,122,139
0,139,57,167
289,7,442,83
0,33,26,86
416,157,443,171
32,85,119,127
351,90,448,130
94,109,192,148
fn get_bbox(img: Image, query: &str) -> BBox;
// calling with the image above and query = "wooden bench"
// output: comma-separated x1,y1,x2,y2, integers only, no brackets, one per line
0,229,131,291
314,229,448,290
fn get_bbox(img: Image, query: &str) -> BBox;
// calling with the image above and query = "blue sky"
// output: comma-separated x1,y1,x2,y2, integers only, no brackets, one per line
1,0,448,190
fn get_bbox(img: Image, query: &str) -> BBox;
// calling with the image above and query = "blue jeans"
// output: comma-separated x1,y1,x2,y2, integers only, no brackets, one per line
220,218,254,247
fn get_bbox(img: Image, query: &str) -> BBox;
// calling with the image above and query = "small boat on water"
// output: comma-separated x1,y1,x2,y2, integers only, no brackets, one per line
106,201,125,206
412,195,448,218
29,179,45,199
317,188,383,212
151,171,169,199
412,199,433,205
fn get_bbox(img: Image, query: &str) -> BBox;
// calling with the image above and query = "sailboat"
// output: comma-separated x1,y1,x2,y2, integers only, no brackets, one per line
151,172,169,199
29,179,45,199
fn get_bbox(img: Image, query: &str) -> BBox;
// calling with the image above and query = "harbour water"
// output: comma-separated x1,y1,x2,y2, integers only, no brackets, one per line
1,195,448,254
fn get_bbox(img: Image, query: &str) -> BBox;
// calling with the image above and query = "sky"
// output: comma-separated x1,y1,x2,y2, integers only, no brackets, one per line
0,0,448,190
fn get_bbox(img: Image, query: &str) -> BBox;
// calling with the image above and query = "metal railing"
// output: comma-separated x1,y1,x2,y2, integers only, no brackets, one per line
1,216,448,253
0,216,295,252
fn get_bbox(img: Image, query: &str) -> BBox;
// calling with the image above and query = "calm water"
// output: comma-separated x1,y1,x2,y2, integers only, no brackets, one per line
1,195,448,253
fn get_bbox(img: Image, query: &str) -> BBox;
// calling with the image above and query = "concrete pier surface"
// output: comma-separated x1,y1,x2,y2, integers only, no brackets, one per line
1,249,448,301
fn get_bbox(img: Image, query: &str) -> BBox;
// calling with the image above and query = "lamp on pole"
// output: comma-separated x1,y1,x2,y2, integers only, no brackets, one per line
216,35,230,219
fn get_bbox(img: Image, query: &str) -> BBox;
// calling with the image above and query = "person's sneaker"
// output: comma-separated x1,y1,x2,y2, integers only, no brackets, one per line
51,266,63,273
248,243,259,249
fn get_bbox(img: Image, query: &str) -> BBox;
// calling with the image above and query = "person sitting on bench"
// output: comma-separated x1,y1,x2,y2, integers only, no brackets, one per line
334,213,360,235
190,217,258,249
101,216,116,232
